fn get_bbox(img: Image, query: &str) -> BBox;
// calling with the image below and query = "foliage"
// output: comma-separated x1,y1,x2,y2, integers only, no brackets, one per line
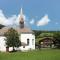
33,30,42,38
4,28,21,51
53,32,60,48
33,30,55,38
39,33,54,38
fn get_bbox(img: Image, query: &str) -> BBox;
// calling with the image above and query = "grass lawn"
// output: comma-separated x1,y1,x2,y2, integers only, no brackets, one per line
0,49,60,60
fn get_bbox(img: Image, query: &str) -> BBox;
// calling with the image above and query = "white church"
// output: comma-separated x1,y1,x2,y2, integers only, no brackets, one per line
0,8,35,52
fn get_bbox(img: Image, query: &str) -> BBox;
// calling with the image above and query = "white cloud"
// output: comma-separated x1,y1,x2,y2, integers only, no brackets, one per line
0,9,26,27
37,14,50,26
0,9,17,26
30,19,35,24
0,9,50,28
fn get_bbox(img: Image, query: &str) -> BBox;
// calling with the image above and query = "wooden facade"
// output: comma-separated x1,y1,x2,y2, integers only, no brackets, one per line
39,37,54,48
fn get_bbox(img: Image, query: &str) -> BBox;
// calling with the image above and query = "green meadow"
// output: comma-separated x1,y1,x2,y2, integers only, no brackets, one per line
0,49,60,60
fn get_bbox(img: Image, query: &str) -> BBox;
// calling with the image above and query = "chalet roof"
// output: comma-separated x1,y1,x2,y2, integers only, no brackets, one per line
36,37,54,42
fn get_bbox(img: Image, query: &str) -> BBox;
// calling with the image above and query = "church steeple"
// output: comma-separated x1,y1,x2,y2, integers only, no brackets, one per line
19,8,24,28
20,8,23,16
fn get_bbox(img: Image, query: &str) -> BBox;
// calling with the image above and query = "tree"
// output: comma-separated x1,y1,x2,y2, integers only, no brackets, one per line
4,28,21,51
53,31,60,48
39,33,54,38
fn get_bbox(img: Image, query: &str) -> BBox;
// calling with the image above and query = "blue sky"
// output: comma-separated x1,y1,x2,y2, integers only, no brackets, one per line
0,0,60,31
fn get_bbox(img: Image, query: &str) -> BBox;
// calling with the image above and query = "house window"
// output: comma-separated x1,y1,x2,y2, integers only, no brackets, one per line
32,39,34,45
27,39,29,45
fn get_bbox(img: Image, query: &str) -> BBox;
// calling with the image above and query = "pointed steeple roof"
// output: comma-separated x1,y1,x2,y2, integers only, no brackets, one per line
19,8,24,20
19,8,24,28
20,8,23,16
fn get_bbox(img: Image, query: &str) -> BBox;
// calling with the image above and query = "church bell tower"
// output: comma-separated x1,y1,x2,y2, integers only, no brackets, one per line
19,8,24,28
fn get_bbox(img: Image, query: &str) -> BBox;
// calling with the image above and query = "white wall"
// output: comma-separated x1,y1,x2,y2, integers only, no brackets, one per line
0,36,6,52
20,33,35,51
0,36,13,52
0,33,35,52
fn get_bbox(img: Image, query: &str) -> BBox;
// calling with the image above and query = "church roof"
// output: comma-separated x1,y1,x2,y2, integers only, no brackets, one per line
0,26,33,36
16,27,33,34
0,27,9,36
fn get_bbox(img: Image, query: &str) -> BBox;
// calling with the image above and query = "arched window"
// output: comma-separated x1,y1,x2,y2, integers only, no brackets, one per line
32,39,34,45
27,39,29,45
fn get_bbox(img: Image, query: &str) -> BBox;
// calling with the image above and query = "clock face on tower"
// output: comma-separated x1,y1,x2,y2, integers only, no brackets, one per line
19,17,24,28
20,17,24,24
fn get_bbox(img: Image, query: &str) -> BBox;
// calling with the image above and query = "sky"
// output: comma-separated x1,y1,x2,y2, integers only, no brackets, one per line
0,0,60,31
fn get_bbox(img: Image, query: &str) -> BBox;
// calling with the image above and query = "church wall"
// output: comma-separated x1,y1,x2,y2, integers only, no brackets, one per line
20,33,35,51
0,33,35,52
0,36,6,52
0,36,13,52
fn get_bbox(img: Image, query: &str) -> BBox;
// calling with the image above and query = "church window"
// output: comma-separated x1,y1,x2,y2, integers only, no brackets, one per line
27,39,29,45
32,39,34,45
